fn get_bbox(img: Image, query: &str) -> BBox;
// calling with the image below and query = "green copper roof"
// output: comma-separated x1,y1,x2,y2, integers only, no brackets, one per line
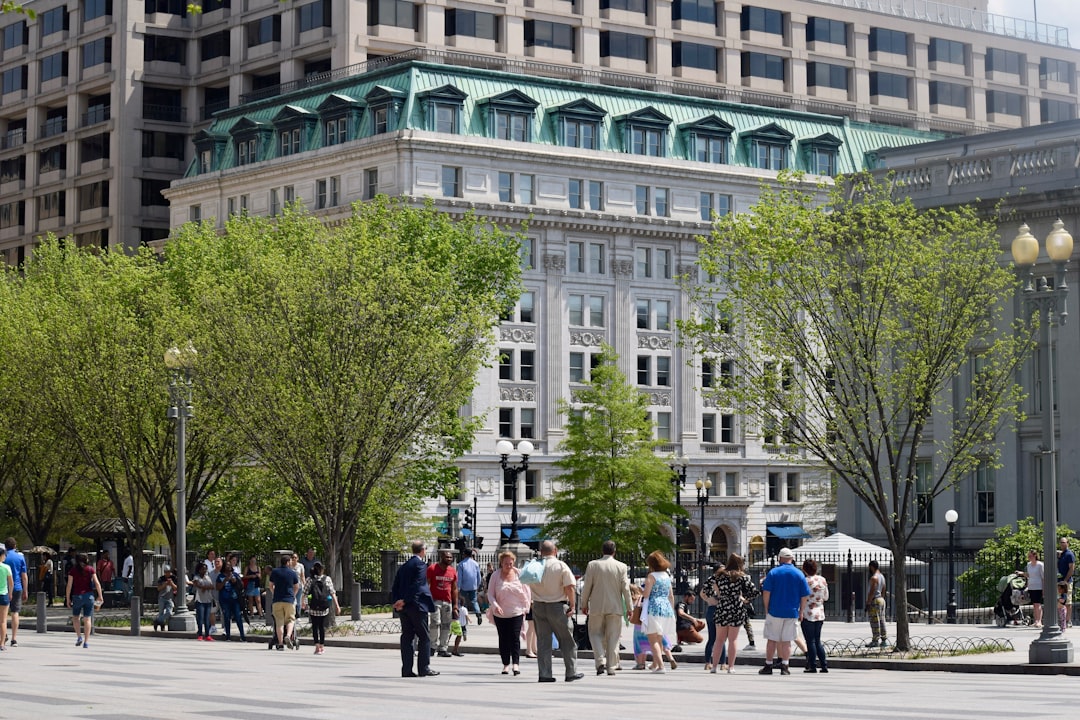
189,61,945,177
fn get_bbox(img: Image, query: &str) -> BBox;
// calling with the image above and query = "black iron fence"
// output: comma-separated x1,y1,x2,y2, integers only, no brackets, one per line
360,546,1044,625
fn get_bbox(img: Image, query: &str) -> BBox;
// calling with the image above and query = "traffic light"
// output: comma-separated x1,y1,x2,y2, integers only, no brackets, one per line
462,507,474,532
474,536,484,550
454,536,468,552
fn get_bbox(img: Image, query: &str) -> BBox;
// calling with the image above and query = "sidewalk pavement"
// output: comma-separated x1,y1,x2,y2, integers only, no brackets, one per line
43,604,1080,676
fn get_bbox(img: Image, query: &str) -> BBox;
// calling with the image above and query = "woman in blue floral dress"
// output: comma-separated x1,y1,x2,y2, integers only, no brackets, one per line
641,550,677,673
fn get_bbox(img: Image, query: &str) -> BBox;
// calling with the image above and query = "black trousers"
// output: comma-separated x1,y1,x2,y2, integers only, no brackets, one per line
311,615,326,644
493,614,524,666
399,605,431,675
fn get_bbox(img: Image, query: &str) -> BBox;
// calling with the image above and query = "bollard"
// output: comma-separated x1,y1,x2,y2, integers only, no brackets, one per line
351,581,361,621
36,592,47,633
130,595,141,636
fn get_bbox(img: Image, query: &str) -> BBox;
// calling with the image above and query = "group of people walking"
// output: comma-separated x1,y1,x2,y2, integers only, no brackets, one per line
391,538,845,681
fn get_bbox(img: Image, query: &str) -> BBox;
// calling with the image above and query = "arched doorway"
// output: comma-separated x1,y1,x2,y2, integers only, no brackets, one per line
710,526,729,561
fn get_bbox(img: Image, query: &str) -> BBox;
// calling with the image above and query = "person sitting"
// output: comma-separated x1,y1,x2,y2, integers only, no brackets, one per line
674,590,706,650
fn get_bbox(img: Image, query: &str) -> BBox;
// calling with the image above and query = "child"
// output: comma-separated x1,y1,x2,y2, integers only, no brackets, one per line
631,585,679,670
1059,581,1069,631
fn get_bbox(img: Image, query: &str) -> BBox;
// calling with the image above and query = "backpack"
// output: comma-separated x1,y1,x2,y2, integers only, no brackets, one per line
308,576,330,611
519,558,547,585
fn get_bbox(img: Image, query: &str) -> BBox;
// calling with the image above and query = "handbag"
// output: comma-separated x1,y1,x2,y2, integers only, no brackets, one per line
629,601,643,626
519,558,546,585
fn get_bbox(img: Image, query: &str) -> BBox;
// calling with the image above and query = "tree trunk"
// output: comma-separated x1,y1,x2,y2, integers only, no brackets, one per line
889,543,911,651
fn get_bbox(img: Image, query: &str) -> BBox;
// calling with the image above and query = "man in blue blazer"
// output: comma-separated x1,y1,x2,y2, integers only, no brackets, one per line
392,540,439,677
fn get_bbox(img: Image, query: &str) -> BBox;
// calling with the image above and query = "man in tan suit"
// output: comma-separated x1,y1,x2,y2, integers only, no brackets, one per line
580,540,632,676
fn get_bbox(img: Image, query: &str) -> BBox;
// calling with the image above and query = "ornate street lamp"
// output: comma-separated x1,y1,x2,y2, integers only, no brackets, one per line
1012,220,1074,664
496,440,533,545
695,477,712,606
945,508,958,624
164,343,197,631
669,455,689,594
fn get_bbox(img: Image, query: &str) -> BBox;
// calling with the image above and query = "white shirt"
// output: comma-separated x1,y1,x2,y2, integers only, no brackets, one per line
122,555,134,579
1027,560,1045,591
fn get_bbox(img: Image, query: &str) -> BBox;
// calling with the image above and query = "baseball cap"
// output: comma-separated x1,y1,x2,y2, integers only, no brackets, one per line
778,548,794,560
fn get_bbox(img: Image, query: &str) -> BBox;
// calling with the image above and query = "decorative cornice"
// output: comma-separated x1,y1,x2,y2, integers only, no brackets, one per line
569,330,605,347
637,334,671,350
499,385,536,402
499,326,536,343
642,390,671,406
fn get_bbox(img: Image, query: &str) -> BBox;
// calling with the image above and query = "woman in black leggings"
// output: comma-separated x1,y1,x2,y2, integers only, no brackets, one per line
304,562,340,655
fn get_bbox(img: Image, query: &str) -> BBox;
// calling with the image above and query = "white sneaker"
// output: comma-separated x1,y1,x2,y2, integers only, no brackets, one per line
742,643,757,652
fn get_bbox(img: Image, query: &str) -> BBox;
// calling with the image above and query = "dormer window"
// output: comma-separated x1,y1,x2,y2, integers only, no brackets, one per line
552,98,607,150
318,93,363,147
192,129,227,175
481,89,539,142
618,107,671,157
229,118,273,166
272,105,317,158
800,132,842,176
365,85,405,135
744,122,793,171
418,84,467,134
680,115,734,165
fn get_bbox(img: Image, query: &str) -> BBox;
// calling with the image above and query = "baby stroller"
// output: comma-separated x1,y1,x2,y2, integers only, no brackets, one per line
993,572,1031,627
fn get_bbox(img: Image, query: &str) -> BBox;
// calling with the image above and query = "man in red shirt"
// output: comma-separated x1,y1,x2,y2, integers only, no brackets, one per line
426,550,459,658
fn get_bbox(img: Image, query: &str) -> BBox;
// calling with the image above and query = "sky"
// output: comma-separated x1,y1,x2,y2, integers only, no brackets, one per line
986,0,1080,48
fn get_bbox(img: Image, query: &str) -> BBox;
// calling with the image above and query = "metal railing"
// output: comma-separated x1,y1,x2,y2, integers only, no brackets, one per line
81,106,111,127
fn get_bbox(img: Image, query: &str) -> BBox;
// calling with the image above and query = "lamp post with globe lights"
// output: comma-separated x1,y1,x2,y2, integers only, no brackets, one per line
945,509,958,624
164,343,197,631
496,440,533,545
1011,219,1074,664
669,456,689,594
695,477,712,607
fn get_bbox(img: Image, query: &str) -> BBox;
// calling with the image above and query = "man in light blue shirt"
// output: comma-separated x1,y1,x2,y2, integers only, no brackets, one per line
456,548,483,624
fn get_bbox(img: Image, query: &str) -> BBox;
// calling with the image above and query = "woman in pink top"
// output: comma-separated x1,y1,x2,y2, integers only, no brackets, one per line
800,558,829,673
487,550,532,676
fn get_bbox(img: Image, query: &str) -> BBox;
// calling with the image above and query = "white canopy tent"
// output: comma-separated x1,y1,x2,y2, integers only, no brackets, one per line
754,532,925,568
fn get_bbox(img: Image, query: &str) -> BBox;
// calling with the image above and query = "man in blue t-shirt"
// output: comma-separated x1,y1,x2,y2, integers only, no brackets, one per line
758,547,810,676
456,548,483,624
268,557,300,650
215,554,247,642
1059,537,1075,628
4,538,28,647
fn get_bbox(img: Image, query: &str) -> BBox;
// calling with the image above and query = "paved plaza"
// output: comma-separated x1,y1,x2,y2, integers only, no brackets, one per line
6,613,1080,719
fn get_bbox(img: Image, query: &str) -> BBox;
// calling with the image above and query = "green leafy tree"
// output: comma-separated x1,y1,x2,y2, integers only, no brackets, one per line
2,239,235,593
683,172,1030,649
542,345,683,557
166,198,522,584
958,518,1073,606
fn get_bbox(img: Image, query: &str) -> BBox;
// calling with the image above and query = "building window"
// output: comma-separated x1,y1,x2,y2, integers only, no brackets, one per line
929,81,968,108
442,166,461,197
499,350,514,380
741,52,784,81
636,299,671,330
364,168,378,200
655,187,669,217
569,180,583,209
754,141,785,170
656,356,670,386
38,144,66,173
807,62,848,90
569,352,588,383
806,17,846,45
741,6,782,35
78,181,108,211
975,463,995,524
40,52,68,82
786,472,799,502
720,414,735,443
445,9,498,41
702,414,716,443
279,128,303,156
1040,57,1074,83
928,37,965,65
429,103,457,134
519,175,535,204
520,408,535,439
2,20,27,51
672,0,715,25
986,90,1024,117
246,15,281,47
768,472,781,502
1041,99,1076,123
568,294,604,327
636,356,651,385
588,181,603,211
297,0,332,32
37,190,65,220
1,66,27,94
316,176,340,209
0,201,24,229
144,34,186,63
520,350,535,381
236,137,258,166
869,27,908,55
672,41,717,71
201,30,230,61
915,459,933,524
562,117,598,149
498,172,513,202
270,188,280,217
600,31,648,62
324,117,348,146
82,37,112,68
0,156,24,183
368,0,416,28
635,186,650,215
870,71,909,99
700,192,731,221
83,0,112,20
985,48,1022,75
41,7,69,37
655,412,671,441
811,147,836,176
189,204,201,222
635,246,673,278
524,20,574,51
494,109,530,141
140,179,169,206
601,0,645,11
498,408,513,438
141,131,183,160
692,134,727,163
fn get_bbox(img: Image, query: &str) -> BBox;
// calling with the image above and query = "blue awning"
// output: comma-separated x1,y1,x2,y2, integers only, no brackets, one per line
461,528,472,537
767,524,812,540
501,526,542,542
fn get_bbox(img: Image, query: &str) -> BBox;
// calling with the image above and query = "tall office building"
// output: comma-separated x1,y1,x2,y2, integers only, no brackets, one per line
1,0,1077,259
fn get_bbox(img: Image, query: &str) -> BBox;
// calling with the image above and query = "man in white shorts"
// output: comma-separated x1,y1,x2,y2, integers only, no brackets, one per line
758,547,810,676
